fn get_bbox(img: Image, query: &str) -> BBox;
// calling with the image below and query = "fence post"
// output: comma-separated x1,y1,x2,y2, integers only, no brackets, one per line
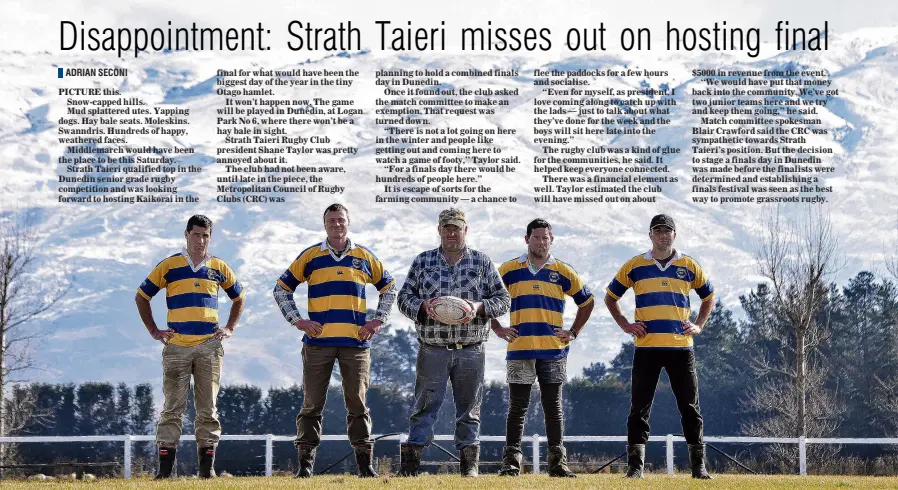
666,434,674,474
799,436,807,475
265,434,273,477
532,434,540,474
123,435,132,479
399,433,407,473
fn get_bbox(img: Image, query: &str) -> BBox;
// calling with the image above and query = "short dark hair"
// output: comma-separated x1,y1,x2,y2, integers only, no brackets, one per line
323,203,349,223
526,218,552,237
186,215,213,233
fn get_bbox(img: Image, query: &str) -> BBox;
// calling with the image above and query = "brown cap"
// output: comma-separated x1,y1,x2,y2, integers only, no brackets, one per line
438,208,466,228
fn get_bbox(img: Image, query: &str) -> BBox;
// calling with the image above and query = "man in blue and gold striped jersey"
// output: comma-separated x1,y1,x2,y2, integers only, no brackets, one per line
272,203,396,479
604,214,714,479
135,214,245,479
492,219,594,478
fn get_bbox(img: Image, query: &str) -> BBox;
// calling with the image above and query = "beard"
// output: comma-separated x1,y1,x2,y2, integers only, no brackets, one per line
443,240,464,252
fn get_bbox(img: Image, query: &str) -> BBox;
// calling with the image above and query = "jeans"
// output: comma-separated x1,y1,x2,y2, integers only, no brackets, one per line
407,342,485,450
627,349,704,445
295,345,372,448
156,339,224,447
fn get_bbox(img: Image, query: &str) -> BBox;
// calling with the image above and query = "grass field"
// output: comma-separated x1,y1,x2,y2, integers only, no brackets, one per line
4,474,898,488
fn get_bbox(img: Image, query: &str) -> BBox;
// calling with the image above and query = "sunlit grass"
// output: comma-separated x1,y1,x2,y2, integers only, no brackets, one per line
4,474,898,488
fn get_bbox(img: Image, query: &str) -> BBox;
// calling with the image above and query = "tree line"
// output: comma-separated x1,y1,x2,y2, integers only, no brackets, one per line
4,269,898,475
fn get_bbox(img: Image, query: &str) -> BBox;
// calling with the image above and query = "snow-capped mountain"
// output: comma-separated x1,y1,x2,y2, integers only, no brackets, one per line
2,27,896,393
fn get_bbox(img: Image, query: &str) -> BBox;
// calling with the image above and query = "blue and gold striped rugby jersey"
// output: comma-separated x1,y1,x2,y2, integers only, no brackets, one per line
499,254,594,360
138,252,244,347
605,251,714,349
277,242,395,348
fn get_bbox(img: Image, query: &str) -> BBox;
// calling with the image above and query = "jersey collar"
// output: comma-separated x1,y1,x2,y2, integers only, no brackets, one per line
182,247,212,272
644,249,682,271
518,253,556,264
519,253,555,274
321,238,354,261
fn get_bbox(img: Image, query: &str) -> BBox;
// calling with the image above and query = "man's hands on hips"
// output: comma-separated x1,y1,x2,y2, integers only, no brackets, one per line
150,328,175,344
213,326,234,340
295,320,323,337
358,320,383,341
494,326,518,342
622,321,648,338
683,320,703,336
554,328,575,343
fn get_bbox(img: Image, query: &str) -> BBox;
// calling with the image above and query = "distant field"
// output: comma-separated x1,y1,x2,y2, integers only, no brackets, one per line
4,474,898,488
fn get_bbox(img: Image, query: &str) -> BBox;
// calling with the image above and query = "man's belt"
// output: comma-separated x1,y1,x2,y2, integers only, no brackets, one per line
442,342,482,350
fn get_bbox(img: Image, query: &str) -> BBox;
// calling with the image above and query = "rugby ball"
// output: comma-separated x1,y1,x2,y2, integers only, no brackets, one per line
428,296,476,325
